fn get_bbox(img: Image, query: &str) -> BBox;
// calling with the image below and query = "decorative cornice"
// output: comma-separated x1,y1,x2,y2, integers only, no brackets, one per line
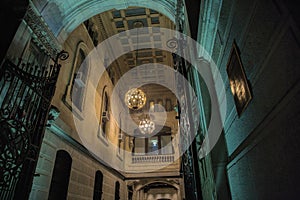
24,1,61,58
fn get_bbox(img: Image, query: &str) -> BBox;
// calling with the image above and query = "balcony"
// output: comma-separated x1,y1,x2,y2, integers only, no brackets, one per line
132,154,174,164
124,151,180,174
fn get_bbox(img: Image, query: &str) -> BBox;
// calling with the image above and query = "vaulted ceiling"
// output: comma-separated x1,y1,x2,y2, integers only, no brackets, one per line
87,7,178,128
87,7,176,96
97,7,175,79
31,0,176,41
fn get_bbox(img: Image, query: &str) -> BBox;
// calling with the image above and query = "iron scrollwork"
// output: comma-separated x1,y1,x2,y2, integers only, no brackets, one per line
0,119,30,187
56,50,69,62
0,50,68,199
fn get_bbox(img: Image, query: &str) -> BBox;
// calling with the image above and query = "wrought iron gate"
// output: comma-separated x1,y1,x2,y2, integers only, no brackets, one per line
0,51,68,199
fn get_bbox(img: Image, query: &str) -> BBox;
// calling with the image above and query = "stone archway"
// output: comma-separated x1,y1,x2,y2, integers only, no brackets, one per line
30,0,176,42
134,181,181,200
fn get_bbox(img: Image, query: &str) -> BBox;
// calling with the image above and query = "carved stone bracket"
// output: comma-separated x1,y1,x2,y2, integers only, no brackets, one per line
46,105,60,127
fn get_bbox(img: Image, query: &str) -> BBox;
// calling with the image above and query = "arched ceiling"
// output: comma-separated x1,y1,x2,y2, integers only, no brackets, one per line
137,180,180,191
31,0,176,41
142,182,177,192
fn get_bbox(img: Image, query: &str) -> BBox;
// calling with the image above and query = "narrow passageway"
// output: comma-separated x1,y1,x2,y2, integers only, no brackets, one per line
1,0,300,199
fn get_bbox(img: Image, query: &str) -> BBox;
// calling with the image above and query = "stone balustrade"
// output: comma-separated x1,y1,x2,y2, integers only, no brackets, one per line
132,154,174,164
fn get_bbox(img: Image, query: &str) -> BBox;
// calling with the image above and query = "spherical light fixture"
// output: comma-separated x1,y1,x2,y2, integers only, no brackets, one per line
125,88,146,110
139,118,155,134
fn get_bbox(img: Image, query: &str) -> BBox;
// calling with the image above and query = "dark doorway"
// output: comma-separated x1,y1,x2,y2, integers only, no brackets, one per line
93,170,103,200
115,181,120,200
48,150,72,200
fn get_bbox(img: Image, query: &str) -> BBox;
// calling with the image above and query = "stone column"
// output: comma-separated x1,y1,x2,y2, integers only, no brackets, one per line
139,189,146,200
135,189,139,200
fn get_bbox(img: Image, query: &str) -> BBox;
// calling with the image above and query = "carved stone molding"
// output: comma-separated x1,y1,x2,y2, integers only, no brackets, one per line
24,2,61,58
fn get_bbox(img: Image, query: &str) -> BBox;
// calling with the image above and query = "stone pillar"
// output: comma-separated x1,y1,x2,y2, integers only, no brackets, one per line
140,190,144,200
135,189,139,200
177,188,181,200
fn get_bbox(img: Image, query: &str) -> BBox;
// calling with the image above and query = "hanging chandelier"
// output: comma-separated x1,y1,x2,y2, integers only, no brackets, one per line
139,117,155,134
125,88,146,110
124,21,147,110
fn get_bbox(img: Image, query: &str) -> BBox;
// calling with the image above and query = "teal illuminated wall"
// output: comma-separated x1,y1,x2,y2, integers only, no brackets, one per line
194,0,300,199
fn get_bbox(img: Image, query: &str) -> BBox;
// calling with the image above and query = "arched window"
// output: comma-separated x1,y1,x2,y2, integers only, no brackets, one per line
93,171,103,200
155,99,164,112
48,150,72,200
117,116,122,155
98,86,110,139
114,181,120,200
62,42,89,115
101,90,109,137
165,98,172,112
72,49,88,111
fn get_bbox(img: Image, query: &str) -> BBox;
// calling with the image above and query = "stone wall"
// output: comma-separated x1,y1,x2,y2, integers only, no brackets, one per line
30,127,126,200
26,12,127,199
199,0,300,199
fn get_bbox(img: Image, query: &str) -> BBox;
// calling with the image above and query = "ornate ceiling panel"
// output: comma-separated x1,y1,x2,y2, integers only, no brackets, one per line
91,7,175,89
